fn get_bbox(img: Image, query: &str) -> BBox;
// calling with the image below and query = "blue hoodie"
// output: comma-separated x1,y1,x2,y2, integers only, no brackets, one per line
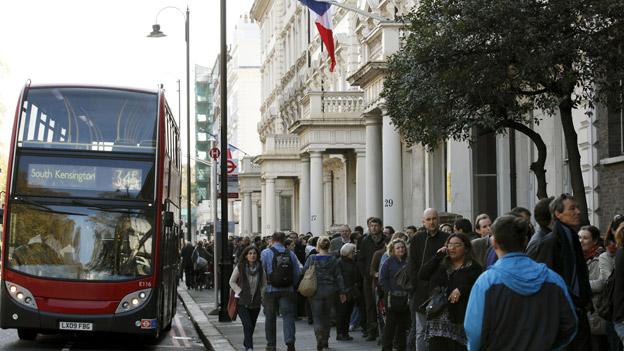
464,253,577,351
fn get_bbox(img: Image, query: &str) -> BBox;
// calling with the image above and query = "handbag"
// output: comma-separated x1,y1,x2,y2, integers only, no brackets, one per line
387,293,409,311
227,288,238,320
419,286,448,320
298,259,317,297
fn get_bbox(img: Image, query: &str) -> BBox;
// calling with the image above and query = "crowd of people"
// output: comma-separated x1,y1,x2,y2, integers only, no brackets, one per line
181,193,624,351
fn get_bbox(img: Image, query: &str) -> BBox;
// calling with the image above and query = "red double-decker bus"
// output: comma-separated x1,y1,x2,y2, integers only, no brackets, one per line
0,84,182,340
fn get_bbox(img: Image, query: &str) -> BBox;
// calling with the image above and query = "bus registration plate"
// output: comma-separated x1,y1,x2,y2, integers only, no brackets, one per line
59,321,93,331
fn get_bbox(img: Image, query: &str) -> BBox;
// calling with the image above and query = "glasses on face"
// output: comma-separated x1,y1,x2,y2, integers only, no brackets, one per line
446,242,464,248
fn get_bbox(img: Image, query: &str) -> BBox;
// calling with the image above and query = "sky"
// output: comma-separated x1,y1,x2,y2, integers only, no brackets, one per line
0,0,255,161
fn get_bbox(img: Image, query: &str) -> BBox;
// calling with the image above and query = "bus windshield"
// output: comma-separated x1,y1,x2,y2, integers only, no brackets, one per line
7,203,153,281
18,87,158,153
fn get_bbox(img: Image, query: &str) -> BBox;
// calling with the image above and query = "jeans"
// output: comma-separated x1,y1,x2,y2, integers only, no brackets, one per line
382,306,410,351
615,322,624,346
337,298,355,336
415,311,428,351
407,294,417,351
263,291,296,349
310,293,335,349
238,305,260,349
349,304,360,328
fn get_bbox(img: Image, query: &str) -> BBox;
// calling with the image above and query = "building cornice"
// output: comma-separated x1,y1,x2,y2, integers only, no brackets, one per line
347,61,387,87
250,0,271,22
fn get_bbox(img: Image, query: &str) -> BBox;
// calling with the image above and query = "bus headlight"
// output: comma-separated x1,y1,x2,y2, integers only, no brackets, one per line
4,281,38,310
115,288,151,314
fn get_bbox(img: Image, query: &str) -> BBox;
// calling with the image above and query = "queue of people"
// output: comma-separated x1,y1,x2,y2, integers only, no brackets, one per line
181,193,624,351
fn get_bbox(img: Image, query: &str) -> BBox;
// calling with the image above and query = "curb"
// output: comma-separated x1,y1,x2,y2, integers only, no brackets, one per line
177,288,237,351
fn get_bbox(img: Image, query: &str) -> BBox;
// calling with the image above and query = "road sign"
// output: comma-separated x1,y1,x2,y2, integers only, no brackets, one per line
209,147,221,160
227,159,237,174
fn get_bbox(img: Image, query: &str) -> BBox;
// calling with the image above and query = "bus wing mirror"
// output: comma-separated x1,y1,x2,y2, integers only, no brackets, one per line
163,211,174,228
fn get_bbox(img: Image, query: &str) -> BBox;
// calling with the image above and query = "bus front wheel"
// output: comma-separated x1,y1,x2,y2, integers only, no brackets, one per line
17,328,37,341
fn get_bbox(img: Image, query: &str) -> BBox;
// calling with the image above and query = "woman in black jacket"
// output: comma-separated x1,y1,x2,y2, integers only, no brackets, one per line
419,233,482,351
336,243,359,341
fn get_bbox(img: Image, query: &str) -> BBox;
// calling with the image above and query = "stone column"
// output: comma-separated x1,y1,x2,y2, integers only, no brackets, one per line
265,177,276,235
261,180,266,234
382,114,404,229
310,151,325,235
324,174,333,231
356,149,367,226
366,114,383,219
251,198,259,233
242,192,252,235
299,156,311,234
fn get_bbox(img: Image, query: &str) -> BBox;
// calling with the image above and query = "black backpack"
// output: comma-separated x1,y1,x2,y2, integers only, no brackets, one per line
269,247,294,287
597,269,616,320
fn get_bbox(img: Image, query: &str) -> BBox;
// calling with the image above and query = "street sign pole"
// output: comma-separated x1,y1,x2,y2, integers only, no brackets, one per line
211,139,219,310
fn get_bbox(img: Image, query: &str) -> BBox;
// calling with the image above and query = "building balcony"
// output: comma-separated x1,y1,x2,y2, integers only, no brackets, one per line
300,91,364,120
263,134,300,155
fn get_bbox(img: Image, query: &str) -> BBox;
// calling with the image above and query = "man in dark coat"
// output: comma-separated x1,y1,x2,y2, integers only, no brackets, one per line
356,217,386,341
180,241,194,289
407,208,449,351
533,194,592,351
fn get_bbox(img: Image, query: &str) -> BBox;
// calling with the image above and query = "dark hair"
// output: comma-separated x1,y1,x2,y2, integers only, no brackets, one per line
534,196,554,229
491,215,530,253
354,225,364,234
550,193,576,217
384,226,395,234
454,218,472,233
308,236,319,247
475,214,491,230
607,214,624,241
284,238,293,247
511,207,531,219
272,231,286,243
446,233,473,255
370,217,382,225
580,225,601,242
406,225,417,231
237,245,261,272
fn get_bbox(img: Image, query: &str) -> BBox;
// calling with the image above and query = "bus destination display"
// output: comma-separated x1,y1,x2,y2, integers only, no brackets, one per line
27,164,142,192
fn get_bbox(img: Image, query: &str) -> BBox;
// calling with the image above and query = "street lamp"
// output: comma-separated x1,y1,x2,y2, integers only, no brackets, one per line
148,6,192,243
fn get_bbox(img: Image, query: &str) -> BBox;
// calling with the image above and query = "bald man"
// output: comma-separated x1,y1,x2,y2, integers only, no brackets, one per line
407,208,449,351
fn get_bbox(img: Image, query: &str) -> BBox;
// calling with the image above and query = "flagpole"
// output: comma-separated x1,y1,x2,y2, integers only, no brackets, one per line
315,0,393,22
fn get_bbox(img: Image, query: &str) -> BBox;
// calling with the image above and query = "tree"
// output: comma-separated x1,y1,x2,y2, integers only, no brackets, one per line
381,0,624,225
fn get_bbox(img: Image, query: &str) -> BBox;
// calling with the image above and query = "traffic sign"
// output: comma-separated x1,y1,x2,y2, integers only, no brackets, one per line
209,147,220,160
227,159,237,174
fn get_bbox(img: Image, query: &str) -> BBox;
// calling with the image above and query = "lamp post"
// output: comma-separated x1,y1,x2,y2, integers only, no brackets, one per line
148,6,192,243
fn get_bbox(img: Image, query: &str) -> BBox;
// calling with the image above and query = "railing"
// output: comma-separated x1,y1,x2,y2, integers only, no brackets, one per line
300,91,364,119
263,134,300,154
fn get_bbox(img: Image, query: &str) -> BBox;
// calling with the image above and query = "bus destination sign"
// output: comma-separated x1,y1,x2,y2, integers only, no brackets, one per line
28,164,142,191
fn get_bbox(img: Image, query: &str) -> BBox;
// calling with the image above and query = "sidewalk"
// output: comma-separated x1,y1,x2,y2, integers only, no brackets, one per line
178,286,381,351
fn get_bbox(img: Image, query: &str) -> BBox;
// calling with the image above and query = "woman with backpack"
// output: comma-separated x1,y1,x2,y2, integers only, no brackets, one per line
302,236,346,351
418,233,482,351
229,245,265,351
378,238,410,351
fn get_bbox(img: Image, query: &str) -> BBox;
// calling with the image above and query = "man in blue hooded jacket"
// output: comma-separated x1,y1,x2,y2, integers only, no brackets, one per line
464,215,577,351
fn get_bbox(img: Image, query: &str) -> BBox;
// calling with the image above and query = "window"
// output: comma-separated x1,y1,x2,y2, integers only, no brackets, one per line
608,89,624,157
472,128,498,219
280,195,292,231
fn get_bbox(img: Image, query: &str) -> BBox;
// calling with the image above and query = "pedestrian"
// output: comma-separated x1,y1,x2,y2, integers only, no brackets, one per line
337,243,359,341
356,217,387,341
471,214,494,268
439,223,453,234
408,208,449,351
533,194,593,350
419,233,482,351
602,215,624,351
579,225,609,349
192,241,210,290
229,245,265,351
613,221,624,345
261,231,301,351
302,236,346,351
180,241,195,289
526,196,554,257
330,225,352,256
464,215,577,350
453,218,480,241
379,238,410,351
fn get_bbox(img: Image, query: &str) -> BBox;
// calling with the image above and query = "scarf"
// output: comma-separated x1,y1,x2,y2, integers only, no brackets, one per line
583,245,604,261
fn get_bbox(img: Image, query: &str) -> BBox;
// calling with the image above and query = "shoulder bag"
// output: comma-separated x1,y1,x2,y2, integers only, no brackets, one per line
298,259,317,297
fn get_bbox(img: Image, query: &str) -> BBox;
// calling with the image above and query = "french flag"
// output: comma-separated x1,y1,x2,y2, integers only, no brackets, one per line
299,0,336,72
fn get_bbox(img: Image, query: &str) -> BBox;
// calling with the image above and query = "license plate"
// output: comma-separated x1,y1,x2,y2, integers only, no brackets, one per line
59,321,93,331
